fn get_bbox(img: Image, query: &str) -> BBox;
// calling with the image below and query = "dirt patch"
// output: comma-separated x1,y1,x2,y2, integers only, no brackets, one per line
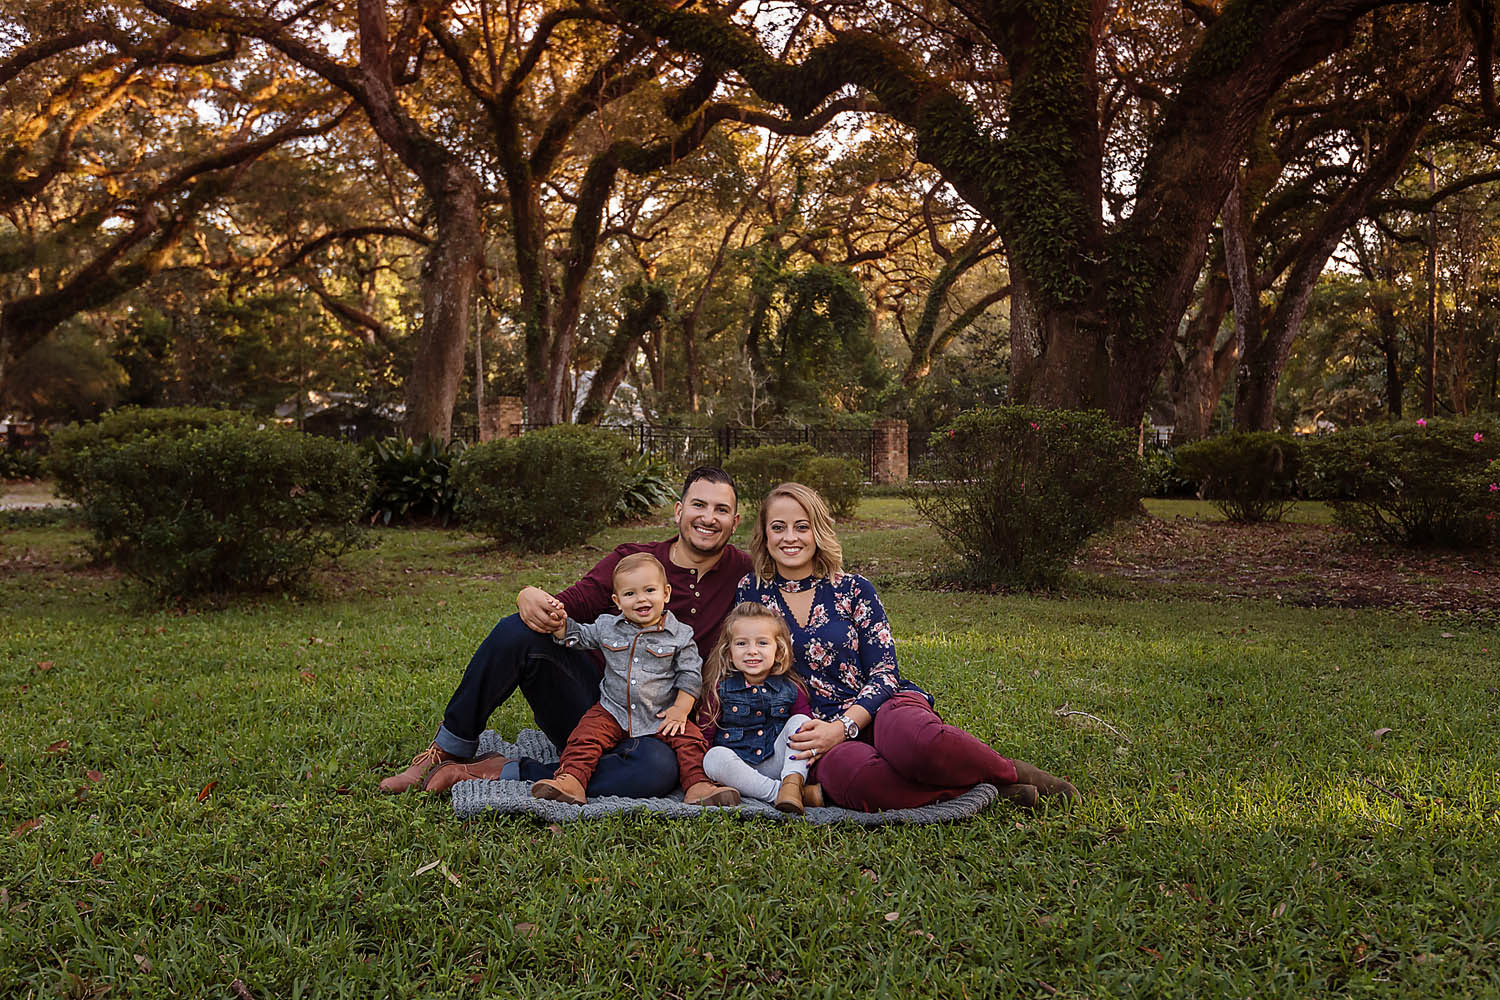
1076,514,1500,614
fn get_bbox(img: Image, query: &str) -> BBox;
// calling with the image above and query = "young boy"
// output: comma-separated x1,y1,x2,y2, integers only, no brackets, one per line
530,552,741,806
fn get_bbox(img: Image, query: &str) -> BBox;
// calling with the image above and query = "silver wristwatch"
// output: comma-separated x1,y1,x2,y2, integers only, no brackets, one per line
835,713,859,740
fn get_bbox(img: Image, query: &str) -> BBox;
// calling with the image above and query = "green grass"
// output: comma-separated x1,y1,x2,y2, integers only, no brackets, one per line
1143,498,1337,525
2,505,1498,998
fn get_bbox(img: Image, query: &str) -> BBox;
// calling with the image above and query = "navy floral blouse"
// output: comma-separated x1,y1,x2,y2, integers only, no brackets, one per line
736,572,929,720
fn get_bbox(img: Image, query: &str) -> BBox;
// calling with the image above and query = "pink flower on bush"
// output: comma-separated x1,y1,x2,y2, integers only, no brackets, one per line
1416,418,1427,427
1490,484,1499,492
1030,422,1039,430
1475,432,1485,443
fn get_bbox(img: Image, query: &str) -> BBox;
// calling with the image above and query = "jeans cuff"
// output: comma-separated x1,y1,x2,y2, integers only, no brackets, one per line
434,724,479,759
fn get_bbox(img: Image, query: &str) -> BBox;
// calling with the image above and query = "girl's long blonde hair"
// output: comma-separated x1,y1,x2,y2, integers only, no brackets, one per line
699,602,802,729
749,481,843,582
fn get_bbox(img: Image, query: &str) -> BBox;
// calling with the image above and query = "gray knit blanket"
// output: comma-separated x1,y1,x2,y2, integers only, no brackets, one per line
449,729,1001,826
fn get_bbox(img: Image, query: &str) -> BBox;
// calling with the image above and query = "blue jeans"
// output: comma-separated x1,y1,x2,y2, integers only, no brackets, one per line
433,613,679,797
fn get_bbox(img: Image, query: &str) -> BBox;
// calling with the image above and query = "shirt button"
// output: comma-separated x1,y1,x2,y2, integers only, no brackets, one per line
756,729,763,736
755,749,762,756
690,608,697,615
754,710,762,716
731,706,738,713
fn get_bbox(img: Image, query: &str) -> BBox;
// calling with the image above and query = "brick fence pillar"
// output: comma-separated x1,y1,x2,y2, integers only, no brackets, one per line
480,396,524,441
872,418,908,484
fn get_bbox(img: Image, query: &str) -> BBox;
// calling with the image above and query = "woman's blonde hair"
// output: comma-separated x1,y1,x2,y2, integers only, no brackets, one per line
749,481,843,582
699,602,801,729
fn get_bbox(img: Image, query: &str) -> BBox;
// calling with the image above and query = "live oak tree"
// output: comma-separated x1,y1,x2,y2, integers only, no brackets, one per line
599,0,1497,428
0,0,347,399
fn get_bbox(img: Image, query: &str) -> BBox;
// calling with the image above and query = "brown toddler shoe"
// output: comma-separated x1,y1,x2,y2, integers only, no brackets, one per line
530,772,587,805
1011,761,1081,804
802,782,826,808
684,780,740,806
775,773,806,815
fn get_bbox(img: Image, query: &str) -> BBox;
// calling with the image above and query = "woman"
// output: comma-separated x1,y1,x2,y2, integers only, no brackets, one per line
735,482,1080,811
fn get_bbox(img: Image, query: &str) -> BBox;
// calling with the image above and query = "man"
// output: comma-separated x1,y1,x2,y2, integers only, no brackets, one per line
380,466,751,798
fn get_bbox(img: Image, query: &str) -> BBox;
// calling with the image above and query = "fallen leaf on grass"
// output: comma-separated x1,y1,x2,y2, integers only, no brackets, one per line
10,817,41,837
546,824,563,835
230,979,256,1000
1372,727,1393,739
513,922,537,938
37,661,53,671
133,954,152,973
86,770,104,784
90,852,104,868
884,911,899,922
196,781,218,802
412,860,442,877
45,739,69,754
1272,901,1288,918
1138,945,1163,959
299,670,315,683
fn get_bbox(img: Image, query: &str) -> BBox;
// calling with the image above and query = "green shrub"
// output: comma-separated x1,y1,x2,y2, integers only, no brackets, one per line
907,406,1140,588
49,406,251,496
722,443,818,507
364,436,465,526
1139,446,1195,499
52,423,371,599
795,455,864,519
615,453,679,523
454,425,632,551
1,448,45,481
1173,431,1301,523
1304,417,1500,547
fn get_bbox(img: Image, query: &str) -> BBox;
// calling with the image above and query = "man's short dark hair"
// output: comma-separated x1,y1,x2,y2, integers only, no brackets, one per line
681,466,736,503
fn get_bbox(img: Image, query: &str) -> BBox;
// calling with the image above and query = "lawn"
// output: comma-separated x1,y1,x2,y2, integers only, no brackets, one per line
2,500,1498,998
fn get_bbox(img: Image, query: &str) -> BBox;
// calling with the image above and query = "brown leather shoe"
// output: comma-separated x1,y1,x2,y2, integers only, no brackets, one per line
995,782,1040,809
802,782,826,808
378,742,458,794
423,752,508,794
775,773,806,815
684,780,740,806
1011,760,1081,803
530,772,587,805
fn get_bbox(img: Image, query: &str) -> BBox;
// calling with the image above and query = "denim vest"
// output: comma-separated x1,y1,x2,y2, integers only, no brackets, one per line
712,673,800,764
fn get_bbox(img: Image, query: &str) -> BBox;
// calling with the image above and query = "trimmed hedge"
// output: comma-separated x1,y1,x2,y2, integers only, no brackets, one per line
1305,417,1500,548
1174,431,1301,523
721,443,819,508
50,418,370,599
908,406,1140,588
454,425,632,551
795,455,864,519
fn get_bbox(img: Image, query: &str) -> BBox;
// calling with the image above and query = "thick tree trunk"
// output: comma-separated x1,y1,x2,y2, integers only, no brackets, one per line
404,167,484,440
1172,275,1233,440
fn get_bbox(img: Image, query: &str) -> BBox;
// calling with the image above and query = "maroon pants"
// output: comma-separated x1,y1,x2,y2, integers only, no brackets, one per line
556,703,711,791
815,692,1020,811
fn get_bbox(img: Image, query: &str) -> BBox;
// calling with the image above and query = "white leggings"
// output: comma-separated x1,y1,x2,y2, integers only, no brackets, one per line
702,714,812,804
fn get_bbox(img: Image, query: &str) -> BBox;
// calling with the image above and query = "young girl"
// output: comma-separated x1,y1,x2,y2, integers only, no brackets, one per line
700,602,823,814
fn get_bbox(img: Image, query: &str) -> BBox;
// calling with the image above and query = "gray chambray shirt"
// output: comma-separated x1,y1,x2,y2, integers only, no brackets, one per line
557,611,703,736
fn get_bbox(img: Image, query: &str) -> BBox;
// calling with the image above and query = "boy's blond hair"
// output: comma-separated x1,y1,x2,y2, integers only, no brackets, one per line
611,551,668,591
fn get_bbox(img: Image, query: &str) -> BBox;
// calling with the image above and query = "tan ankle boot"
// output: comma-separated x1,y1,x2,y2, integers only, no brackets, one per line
775,773,806,815
530,772,587,805
1011,761,1081,803
802,782,826,808
684,780,740,806
378,742,459,794
423,753,509,794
